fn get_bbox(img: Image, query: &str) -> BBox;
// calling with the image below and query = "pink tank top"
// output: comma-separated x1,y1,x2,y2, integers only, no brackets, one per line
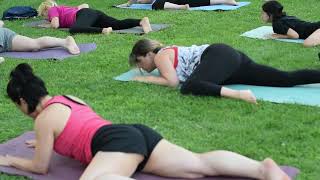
43,96,112,164
48,6,79,28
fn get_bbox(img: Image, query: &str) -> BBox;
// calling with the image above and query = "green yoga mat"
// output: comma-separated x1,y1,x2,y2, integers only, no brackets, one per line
114,69,320,107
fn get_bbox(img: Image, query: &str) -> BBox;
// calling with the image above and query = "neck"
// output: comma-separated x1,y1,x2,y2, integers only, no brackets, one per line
31,95,52,119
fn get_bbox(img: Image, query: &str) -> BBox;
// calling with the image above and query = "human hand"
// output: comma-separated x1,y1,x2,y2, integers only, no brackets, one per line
239,90,257,104
38,23,52,28
102,27,112,35
25,139,36,148
263,33,274,39
132,76,144,81
0,155,10,166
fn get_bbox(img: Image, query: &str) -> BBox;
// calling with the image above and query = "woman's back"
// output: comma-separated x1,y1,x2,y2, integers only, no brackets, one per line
43,95,111,164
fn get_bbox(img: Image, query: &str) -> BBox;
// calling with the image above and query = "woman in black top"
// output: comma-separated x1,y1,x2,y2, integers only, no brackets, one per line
261,0,320,47
129,0,237,10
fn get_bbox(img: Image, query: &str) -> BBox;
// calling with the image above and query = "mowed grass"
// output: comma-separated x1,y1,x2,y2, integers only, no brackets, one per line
0,0,319,179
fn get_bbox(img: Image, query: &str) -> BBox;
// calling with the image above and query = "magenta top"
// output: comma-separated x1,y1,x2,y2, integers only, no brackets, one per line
48,6,79,28
43,96,112,164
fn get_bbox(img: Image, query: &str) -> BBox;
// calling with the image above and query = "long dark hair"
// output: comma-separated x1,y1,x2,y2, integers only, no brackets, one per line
262,0,286,22
7,63,48,114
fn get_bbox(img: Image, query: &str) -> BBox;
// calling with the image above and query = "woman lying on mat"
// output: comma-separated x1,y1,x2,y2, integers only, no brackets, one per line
261,0,320,47
128,0,237,10
0,63,290,180
129,39,320,104
38,0,152,34
0,20,79,54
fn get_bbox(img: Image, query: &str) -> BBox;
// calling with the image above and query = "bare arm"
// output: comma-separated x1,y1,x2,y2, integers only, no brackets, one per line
133,49,179,87
220,87,257,104
0,106,59,174
50,17,59,29
272,28,299,39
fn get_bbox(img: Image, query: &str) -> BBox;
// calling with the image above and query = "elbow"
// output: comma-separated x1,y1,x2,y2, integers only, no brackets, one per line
167,80,179,88
33,164,49,174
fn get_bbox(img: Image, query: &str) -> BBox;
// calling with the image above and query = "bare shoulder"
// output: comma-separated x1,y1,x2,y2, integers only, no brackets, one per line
155,48,175,63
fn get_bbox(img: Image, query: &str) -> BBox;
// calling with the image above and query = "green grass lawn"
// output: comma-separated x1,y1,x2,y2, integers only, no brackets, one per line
0,0,319,179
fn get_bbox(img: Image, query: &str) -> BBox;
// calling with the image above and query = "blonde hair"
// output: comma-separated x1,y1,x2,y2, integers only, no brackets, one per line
38,0,57,17
129,39,163,67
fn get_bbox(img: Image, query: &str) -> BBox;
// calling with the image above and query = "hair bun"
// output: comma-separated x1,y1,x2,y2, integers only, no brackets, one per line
10,63,35,85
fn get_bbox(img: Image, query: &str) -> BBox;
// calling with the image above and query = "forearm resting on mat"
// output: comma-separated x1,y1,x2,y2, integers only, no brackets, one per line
6,155,48,174
133,75,179,87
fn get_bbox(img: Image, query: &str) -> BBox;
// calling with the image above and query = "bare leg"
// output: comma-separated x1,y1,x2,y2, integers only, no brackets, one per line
210,0,237,5
143,140,290,179
140,17,152,34
11,35,80,54
79,152,144,180
163,2,189,10
304,29,320,47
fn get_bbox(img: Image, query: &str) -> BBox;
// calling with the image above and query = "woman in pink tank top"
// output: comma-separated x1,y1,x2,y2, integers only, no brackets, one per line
1,63,290,180
37,1,152,34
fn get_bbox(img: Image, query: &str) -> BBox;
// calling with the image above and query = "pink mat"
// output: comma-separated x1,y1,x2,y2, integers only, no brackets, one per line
0,132,299,180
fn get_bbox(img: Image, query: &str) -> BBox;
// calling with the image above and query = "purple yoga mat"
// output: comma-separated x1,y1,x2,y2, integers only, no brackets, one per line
0,43,96,60
0,132,299,180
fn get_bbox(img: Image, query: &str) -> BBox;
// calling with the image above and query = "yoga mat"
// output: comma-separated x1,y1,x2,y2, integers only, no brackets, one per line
24,20,169,34
114,1,251,11
114,24,169,34
0,132,299,180
0,43,97,60
114,69,320,107
23,20,68,31
241,26,304,44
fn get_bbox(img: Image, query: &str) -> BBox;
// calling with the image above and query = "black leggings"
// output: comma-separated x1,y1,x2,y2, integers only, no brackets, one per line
69,8,141,33
181,44,320,96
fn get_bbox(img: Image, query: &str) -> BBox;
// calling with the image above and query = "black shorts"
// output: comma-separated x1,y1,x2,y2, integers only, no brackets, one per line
183,0,210,7
91,124,163,171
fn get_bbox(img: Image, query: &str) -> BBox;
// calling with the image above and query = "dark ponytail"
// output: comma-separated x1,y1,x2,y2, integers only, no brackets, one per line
262,0,286,22
7,63,48,114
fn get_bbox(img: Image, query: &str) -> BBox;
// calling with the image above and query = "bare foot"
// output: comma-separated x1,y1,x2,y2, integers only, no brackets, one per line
140,17,152,34
262,158,291,180
65,36,80,55
0,20,4,28
225,0,238,5
183,4,190,10
0,57,4,64
102,27,113,35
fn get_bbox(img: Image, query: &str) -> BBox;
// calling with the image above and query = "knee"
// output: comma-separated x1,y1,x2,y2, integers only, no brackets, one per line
29,40,41,51
303,40,315,47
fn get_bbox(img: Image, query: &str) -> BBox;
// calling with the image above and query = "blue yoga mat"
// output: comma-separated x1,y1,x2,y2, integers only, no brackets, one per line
241,26,304,44
114,69,320,107
115,1,250,11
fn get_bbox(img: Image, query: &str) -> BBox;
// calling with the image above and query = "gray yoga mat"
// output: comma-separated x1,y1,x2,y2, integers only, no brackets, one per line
0,132,299,180
24,20,169,34
0,43,97,60
114,69,320,107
